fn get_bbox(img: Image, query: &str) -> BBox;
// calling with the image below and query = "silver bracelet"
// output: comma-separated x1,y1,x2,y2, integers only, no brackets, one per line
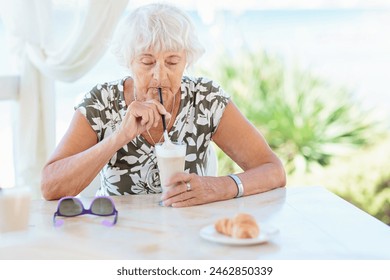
228,174,244,198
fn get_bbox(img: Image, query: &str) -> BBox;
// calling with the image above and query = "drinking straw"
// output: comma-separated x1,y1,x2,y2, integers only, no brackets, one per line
158,88,171,144
158,88,167,132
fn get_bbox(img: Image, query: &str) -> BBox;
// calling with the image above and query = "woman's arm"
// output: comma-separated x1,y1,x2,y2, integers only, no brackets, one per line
212,101,286,195
41,98,169,200
161,100,286,207
41,110,128,200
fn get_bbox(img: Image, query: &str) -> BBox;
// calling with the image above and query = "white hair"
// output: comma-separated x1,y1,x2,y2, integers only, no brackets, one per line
111,3,205,70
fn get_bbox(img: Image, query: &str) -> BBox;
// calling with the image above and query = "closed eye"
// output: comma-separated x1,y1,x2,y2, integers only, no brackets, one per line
141,60,155,66
166,56,181,66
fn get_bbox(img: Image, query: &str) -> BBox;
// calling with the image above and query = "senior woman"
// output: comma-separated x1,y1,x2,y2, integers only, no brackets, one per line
41,3,286,206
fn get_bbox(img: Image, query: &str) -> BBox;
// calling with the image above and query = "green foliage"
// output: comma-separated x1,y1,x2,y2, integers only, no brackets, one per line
288,136,390,225
199,51,377,175
331,144,390,225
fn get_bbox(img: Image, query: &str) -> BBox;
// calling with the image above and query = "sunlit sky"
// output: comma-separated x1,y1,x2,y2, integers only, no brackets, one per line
52,0,390,10
145,0,390,9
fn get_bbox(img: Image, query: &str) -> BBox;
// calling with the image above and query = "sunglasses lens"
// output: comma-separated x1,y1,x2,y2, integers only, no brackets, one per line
58,198,83,216
91,197,114,215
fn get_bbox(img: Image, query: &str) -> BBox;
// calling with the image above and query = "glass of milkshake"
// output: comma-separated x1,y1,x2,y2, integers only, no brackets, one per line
155,141,186,194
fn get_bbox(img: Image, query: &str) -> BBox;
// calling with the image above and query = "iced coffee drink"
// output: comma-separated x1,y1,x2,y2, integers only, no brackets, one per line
155,141,186,193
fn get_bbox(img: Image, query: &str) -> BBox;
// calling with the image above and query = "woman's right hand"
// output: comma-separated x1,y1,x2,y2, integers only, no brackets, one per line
116,99,171,143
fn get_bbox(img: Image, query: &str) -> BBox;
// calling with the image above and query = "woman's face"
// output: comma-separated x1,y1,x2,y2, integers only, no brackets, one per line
130,49,187,101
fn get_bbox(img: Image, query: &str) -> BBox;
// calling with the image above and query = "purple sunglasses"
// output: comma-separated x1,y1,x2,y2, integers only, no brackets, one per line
53,196,118,227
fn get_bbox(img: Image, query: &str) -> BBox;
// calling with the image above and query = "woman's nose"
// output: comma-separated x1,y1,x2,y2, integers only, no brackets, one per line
152,62,166,82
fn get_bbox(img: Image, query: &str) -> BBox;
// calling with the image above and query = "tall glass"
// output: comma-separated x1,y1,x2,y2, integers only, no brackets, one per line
155,141,186,194
0,186,31,233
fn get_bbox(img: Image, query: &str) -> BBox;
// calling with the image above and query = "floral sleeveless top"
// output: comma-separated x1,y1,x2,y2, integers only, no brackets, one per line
75,76,230,196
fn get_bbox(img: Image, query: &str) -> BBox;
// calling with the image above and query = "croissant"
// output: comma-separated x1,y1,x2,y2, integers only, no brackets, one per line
215,213,259,239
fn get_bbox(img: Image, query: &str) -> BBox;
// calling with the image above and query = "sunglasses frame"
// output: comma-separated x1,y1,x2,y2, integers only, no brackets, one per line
53,196,118,227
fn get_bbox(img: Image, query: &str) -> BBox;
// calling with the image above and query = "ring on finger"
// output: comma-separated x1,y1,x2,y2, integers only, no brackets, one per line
186,181,191,192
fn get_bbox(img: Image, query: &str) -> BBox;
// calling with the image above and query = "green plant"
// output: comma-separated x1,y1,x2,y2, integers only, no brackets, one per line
288,135,390,225
330,139,390,225
199,50,377,175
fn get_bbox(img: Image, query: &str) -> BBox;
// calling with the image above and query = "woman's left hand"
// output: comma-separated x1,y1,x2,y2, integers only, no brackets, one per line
160,172,233,207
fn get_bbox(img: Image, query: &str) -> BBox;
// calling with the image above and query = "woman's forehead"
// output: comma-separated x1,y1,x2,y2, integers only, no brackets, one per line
136,49,186,58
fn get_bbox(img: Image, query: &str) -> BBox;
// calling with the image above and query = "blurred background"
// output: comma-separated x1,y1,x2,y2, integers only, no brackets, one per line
1,0,389,224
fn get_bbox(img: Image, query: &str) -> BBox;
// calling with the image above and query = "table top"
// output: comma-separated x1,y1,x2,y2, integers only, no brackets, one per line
1,186,389,260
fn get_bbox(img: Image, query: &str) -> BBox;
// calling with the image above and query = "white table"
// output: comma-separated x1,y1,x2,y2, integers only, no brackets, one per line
1,186,389,259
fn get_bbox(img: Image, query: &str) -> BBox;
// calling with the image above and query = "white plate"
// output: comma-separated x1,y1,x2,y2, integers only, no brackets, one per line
199,224,279,246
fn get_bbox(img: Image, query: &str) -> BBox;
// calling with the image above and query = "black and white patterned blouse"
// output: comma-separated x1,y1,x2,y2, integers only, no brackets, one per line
75,76,230,195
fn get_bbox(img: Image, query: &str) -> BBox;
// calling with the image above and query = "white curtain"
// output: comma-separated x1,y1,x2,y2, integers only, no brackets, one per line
0,0,129,197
